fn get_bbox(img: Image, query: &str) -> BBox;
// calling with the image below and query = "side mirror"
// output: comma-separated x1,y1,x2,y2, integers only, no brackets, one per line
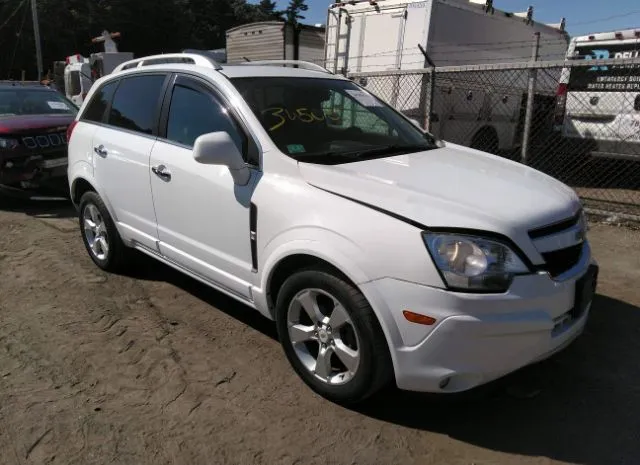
193,131,250,185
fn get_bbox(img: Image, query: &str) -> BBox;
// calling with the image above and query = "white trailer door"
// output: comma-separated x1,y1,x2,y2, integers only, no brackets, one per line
326,6,408,75
357,8,407,73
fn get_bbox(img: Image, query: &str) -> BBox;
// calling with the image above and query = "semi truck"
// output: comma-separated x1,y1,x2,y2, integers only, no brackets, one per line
62,31,133,106
325,0,570,154
555,28,640,161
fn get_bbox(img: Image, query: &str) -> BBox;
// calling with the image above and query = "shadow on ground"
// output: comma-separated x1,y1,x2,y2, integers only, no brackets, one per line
124,251,279,340
0,190,75,220
120,252,640,464
355,294,640,465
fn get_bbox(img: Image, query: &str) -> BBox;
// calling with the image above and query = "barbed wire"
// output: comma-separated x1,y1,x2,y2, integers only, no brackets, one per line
325,38,570,62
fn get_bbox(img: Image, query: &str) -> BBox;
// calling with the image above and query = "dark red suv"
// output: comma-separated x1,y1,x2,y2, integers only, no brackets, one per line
0,81,78,190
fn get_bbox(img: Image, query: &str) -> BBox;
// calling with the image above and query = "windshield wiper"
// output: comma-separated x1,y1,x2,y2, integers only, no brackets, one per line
294,143,438,164
332,144,435,159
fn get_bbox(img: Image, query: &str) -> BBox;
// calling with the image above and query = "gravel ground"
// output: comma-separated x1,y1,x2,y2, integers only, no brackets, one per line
1,196,639,465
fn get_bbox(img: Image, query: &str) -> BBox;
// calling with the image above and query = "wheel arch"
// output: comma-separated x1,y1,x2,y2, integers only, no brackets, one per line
69,171,118,226
265,252,356,320
470,125,500,151
71,177,96,206
262,248,403,385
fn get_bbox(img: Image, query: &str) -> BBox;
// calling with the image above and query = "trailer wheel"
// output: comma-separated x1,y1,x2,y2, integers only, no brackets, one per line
470,128,499,155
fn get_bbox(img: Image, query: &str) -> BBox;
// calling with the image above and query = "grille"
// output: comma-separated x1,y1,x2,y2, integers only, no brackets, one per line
540,244,583,278
22,132,67,150
528,209,582,239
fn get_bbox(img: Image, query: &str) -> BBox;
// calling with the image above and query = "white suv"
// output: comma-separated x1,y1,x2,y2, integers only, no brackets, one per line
67,53,598,404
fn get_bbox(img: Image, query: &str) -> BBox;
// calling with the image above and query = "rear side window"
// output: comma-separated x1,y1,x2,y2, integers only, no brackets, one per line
107,75,166,134
82,81,117,123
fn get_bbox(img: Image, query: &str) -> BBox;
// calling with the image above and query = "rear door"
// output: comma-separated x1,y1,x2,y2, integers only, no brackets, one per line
564,42,640,154
91,73,169,251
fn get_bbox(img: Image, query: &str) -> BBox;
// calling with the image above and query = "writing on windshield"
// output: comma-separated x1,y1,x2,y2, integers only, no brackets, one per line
231,76,437,163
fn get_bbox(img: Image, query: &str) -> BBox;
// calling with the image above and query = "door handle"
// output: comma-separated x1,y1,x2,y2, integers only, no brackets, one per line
94,144,107,157
151,164,172,181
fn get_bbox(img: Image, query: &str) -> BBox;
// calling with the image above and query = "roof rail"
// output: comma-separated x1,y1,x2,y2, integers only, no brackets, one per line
113,53,223,73
237,60,332,74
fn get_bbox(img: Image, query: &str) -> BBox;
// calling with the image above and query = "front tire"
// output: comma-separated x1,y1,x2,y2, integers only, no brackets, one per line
275,269,393,404
78,191,130,272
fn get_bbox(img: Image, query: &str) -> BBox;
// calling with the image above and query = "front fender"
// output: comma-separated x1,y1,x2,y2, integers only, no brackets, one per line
255,229,405,377
259,227,371,292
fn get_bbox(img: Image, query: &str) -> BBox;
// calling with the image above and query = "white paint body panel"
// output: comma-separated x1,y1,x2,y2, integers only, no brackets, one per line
92,126,159,251
68,62,596,394
149,140,256,300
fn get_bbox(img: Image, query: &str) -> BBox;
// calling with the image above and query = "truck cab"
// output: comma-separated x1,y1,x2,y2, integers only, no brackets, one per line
64,54,92,107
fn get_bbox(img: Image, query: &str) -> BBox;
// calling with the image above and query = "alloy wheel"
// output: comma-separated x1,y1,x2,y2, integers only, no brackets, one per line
287,288,361,385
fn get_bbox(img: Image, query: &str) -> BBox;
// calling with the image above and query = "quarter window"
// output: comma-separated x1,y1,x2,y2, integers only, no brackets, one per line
82,81,117,123
166,84,246,155
108,75,165,134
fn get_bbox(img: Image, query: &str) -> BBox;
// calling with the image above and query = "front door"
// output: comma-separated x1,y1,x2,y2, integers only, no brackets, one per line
149,75,257,300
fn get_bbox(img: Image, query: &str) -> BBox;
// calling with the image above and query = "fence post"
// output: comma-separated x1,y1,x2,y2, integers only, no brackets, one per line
417,44,436,131
428,66,436,133
521,32,540,165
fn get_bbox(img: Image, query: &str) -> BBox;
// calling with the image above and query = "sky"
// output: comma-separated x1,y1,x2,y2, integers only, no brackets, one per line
265,0,640,38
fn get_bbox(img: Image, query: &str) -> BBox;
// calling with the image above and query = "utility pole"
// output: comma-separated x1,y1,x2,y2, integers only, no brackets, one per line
521,32,540,165
30,0,43,80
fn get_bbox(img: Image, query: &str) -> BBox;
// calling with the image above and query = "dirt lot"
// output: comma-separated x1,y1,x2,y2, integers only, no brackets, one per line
1,197,639,465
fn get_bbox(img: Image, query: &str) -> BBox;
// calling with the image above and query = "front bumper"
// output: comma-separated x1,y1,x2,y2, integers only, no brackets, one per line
360,251,598,393
0,151,68,187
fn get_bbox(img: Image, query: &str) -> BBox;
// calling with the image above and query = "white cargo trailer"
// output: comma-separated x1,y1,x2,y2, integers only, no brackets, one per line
226,21,325,64
325,0,568,73
325,0,570,153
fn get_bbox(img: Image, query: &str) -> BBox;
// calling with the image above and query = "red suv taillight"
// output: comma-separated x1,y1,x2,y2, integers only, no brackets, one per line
66,120,78,142
554,83,568,127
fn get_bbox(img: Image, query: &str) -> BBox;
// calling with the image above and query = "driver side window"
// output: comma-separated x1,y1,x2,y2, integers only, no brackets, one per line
166,84,246,156
322,90,396,137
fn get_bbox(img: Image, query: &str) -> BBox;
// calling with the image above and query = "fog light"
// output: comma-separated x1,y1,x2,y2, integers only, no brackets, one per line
439,377,451,389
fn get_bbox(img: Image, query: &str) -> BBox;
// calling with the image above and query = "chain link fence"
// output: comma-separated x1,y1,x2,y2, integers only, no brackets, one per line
349,57,640,221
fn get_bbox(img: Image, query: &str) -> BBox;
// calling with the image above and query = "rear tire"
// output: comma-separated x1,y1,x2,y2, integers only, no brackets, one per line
275,269,393,405
78,191,130,272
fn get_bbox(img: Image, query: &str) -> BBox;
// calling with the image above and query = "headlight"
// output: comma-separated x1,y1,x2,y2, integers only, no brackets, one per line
423,233,530,292
0,137,19,150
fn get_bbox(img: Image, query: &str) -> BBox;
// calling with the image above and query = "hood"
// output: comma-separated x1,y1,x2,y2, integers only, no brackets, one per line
0,114,74,134
298,142,581,242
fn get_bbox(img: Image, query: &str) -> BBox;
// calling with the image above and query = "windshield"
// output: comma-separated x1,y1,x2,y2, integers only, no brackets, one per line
0,88,78,117
568,43,640,92
231,76,439,164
